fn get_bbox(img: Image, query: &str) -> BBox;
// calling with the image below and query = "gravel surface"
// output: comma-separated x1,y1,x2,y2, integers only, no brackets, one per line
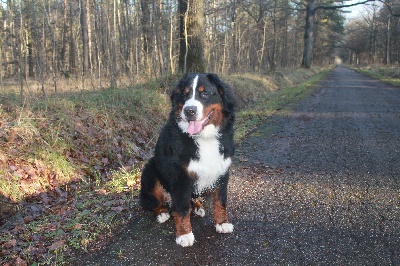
77,66,400,265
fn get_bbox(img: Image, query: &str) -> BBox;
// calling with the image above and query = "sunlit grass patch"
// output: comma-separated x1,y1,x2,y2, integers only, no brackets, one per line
106,167,141,194
0,172,25,202
40,151,77,183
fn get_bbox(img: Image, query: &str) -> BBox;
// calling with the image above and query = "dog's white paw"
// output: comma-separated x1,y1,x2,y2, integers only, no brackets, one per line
215,223,234,233
156,212,170,223
193,207,205,217
175,232,195,247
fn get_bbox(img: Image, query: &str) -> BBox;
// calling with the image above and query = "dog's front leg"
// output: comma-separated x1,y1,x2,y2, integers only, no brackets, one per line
171,177,195,247
213,173,234,234
173,210,194,247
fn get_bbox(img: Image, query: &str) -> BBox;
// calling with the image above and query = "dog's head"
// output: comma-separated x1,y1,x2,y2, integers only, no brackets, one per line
171,73,236,137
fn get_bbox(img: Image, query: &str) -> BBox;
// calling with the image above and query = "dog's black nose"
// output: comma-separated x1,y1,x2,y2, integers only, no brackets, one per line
184,106,197,120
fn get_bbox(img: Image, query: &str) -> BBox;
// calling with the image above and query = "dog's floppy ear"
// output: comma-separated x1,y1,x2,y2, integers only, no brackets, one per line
206,73,237,113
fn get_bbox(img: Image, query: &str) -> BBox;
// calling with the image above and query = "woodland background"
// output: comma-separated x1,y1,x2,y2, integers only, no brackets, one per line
1,0,400,98
2,0,400,265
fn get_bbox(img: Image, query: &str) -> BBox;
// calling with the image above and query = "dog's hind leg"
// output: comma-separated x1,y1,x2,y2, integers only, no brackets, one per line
151,181,171,223
139,158,171,223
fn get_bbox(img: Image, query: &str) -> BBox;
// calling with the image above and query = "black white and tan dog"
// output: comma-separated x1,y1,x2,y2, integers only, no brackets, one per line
139,73,236,247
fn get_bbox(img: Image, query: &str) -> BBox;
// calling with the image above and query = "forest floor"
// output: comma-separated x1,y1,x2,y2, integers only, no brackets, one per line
74,66,400,265
0,68,325,265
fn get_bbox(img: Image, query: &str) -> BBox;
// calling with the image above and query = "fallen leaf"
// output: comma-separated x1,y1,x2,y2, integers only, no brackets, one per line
48,240,64,251
111,206,124,212
14,257,27,266
97,189,107,195
74,223,83,229
79,155,89,163
23,215,35,223
3,239,17,248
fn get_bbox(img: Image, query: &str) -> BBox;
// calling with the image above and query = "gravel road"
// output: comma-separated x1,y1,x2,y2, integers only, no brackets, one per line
78,66,400,265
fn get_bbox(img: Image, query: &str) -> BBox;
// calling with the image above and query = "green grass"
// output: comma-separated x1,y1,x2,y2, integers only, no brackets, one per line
106,167,141,194
234,70,330,141
353,66,400,86
0,173,25,202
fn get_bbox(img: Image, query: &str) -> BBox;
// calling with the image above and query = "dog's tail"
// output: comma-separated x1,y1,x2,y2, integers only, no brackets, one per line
139,157,161,211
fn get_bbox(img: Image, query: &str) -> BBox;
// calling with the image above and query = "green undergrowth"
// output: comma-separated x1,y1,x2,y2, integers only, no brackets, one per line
0,67,330,265
232,68,330,140
351,65,400,86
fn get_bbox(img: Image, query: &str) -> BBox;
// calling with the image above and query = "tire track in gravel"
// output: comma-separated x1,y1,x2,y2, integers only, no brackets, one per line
77,66,400,265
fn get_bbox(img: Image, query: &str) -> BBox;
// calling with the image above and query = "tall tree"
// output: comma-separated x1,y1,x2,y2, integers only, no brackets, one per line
80,0,90,76
178,0,205,73
298,0,375,68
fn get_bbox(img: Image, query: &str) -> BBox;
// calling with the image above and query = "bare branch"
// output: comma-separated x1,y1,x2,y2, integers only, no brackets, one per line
379,0,400,17
315,0,377,12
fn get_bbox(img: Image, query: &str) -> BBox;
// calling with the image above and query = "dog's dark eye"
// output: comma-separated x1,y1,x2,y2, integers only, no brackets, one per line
200,91,208,98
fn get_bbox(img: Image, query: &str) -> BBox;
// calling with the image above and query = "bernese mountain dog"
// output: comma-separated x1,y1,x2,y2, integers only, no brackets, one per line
139,73,236,247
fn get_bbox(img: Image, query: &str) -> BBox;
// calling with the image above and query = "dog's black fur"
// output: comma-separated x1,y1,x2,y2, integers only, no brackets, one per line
139,73,236,246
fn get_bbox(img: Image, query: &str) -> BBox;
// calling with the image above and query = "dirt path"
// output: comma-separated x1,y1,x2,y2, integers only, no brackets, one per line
77,66,400,265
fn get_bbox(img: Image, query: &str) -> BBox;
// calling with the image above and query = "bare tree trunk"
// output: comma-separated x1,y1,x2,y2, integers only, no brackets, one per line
169,10,175,74
69,3,76,74
80,0,90,76
140,0,152,54
386,15,391,65
87,0,93,75
140,0,152,75
60,0,68,77
108,0,117,88
41,12,47,95
153,0,165,77
259,20,267,71
178,0,205,73
44,0,57,93
302,0,314,69
18,2,24,103
230,1,238,74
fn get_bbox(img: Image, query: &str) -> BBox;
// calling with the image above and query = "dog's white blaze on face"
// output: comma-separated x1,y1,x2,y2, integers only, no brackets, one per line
178,75,209,135
181,75,204,121
189,134,232,194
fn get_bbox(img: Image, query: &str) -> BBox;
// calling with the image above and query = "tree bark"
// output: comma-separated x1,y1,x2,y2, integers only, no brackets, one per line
302,0,315,69
69,3,76,74
80,0,90,76
140,0,152,54
178,0,205,73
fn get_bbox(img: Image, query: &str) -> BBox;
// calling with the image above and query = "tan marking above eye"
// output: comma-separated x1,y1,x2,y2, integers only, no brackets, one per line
184,87,190,94
198,86,205,93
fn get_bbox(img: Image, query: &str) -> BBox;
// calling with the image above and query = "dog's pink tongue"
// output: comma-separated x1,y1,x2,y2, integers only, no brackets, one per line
187,121,202,135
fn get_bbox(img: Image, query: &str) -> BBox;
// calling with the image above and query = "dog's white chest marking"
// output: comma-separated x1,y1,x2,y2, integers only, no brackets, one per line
188,133,231,194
